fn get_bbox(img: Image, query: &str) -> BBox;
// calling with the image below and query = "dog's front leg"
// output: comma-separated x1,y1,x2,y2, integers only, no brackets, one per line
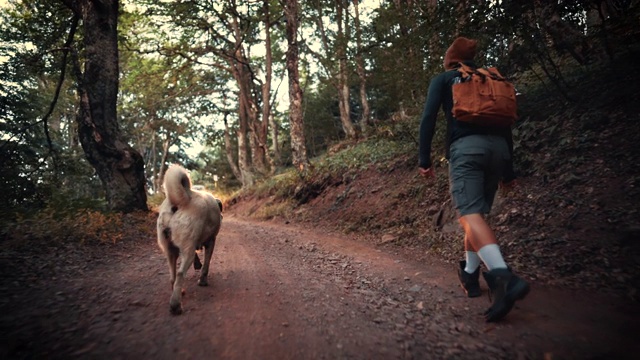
169,249,195,315
198,237,216,286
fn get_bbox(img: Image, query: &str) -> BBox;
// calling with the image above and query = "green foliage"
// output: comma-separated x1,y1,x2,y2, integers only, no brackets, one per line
246,135,414,205
316,138,412,174
147,192,165,210
0,0,103,214
250,171,298,199
192,147,242,191
303,84,346,156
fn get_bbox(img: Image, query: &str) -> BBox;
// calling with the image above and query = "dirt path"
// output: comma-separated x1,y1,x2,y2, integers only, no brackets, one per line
1,215,637,359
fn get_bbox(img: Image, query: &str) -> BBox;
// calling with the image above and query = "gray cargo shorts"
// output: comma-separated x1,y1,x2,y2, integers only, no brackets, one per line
449,134,510,216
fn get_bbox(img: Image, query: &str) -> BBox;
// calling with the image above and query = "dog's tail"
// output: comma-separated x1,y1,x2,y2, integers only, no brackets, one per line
163,164,192,208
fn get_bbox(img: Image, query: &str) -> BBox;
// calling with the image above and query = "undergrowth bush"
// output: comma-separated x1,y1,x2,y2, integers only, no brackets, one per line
147,192,166,211
3,207,126,246
251,171,300,199
253,200,295,220
0,178,128,247
324,139,410,172
243,137,415,205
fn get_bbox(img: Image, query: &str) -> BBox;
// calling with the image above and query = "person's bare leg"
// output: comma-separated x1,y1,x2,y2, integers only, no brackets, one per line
459,213,497,249
459,213,506,270
463,232,474,251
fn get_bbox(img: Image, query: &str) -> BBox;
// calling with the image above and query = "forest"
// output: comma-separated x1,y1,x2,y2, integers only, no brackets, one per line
1,0,634,213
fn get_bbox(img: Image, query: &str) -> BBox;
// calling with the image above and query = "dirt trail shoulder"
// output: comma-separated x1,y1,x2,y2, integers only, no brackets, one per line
0,215,637,359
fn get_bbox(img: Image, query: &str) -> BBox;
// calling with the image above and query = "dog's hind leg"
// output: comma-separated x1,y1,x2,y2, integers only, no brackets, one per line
169,247,195,315
193,251,203,270
198,237,216,286
159,229,179,288
166,241,179,288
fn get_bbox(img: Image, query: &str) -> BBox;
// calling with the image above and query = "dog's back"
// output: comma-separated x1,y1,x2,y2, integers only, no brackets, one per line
158,164,222,248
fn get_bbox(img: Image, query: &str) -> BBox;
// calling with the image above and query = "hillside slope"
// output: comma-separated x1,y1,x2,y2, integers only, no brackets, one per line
228,52,640,301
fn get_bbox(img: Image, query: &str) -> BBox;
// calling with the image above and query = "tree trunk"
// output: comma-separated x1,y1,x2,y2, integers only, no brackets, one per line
229,12,256,186
263,3,280,168
535,1,592,65
156,133,171,194
223,112,243,183
336,0,357,140
353,0,371,138
228,53,254,187
237,120,253,187
235,68,254,187
285,0,309,172
269,113,280,168
149,130,157,193
64,0,147,212
265,7,281,167
261,0,276,174
245,1,273,176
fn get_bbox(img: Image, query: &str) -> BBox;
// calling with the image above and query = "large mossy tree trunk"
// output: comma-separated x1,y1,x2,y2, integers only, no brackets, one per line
63,0,147,212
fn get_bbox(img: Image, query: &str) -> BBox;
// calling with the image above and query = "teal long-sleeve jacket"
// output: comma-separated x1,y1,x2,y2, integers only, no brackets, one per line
418,68,516,182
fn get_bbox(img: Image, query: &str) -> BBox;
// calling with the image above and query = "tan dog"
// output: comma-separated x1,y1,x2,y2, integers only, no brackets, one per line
157,164,222,315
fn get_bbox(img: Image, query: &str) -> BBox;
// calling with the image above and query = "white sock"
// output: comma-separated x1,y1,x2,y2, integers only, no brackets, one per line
464,251,481,274
477,244,508,271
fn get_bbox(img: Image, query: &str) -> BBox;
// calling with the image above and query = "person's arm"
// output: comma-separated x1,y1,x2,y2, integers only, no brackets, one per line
419,75,443,170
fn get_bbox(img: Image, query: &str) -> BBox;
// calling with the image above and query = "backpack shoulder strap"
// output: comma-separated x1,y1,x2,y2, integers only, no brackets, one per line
456,62,475,77
483,67,507,81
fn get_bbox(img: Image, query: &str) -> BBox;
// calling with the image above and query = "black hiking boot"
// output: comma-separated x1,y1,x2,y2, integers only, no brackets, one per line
457,260,481,298
482,268,530,322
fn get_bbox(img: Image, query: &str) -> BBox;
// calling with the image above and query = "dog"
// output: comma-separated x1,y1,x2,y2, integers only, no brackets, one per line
157,164,223,315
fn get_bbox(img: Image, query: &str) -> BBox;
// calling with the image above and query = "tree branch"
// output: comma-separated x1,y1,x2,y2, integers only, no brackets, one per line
41,14,79,165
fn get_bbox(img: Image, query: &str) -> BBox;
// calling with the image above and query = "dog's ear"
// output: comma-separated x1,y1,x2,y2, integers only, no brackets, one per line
216,199,223,212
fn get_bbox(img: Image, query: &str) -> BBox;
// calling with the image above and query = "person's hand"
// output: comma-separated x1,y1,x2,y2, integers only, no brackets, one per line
419,166,435,179
499,179,517,194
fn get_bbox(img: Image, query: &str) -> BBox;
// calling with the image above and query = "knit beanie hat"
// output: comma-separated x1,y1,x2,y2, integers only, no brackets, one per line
443,37,477,70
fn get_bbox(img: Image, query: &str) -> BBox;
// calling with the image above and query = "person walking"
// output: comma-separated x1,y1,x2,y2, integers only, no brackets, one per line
418,37,529,322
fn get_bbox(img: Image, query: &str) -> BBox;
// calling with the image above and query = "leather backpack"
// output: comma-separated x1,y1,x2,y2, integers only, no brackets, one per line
451,62,518,127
